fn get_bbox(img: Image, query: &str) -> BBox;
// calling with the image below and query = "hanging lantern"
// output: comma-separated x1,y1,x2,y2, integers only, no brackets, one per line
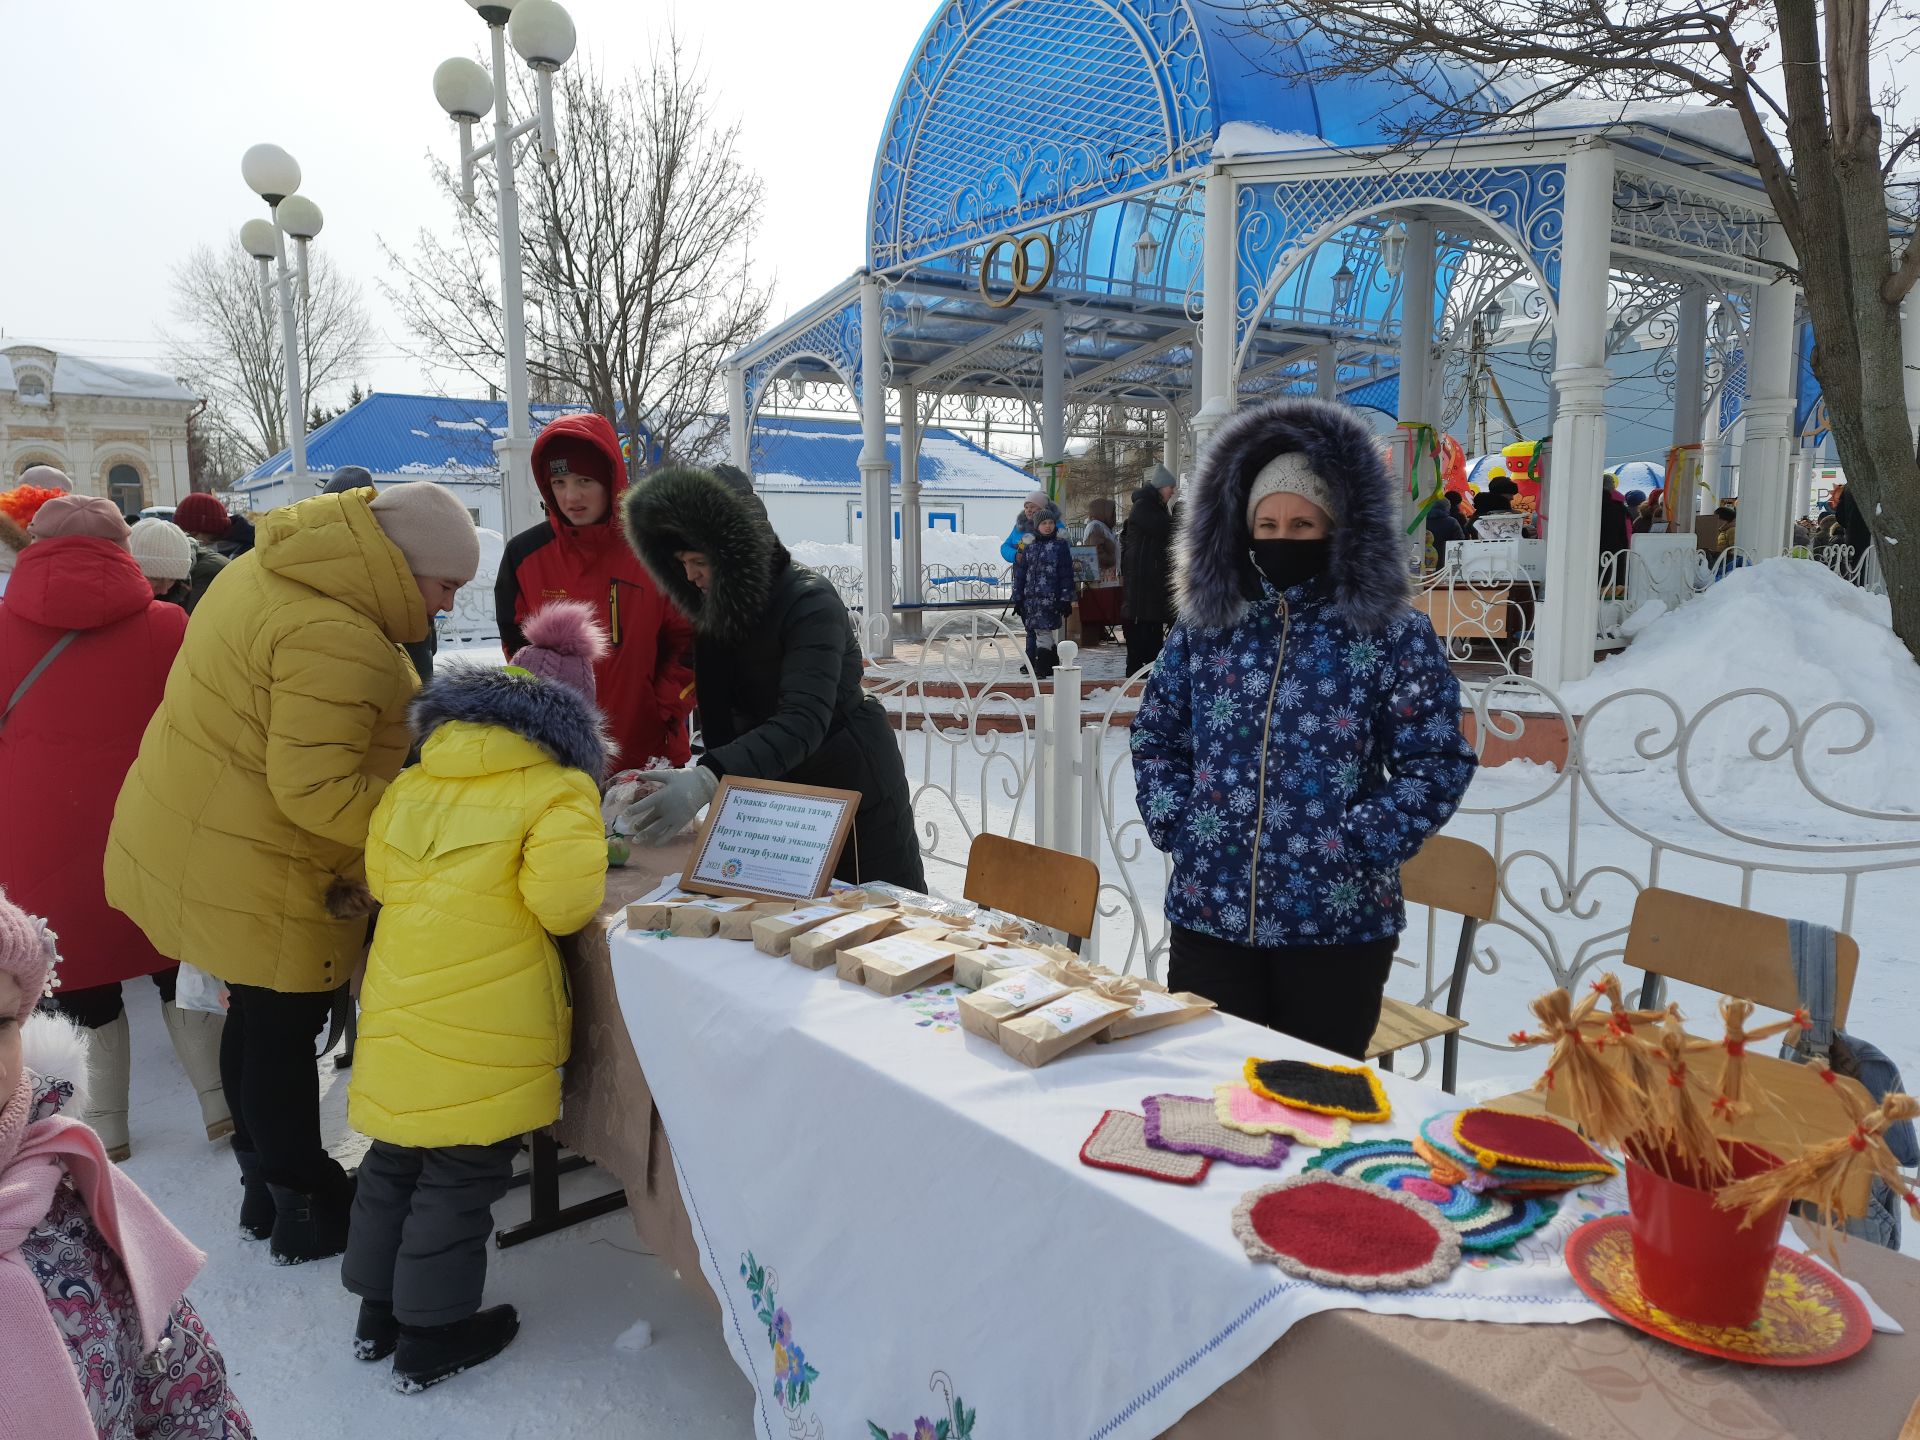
1480,295,1506,343
1381,221,1408,279
1331,260,1357,315
1132,224,1161,276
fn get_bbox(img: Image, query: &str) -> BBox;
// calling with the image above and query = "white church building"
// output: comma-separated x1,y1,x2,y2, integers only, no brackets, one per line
1,344,198,509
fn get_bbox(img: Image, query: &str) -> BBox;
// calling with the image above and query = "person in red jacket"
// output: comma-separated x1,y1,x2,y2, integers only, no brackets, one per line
0,496,225,1162
493,413,696,772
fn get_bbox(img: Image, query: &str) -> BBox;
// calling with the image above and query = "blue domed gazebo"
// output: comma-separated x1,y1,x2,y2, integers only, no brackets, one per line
727,0,1794,686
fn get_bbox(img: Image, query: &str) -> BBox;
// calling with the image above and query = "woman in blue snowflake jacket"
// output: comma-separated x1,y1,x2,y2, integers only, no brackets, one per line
1129,398,1476,1057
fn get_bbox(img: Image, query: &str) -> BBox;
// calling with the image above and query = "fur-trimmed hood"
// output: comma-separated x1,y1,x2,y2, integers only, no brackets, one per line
1174,399,1409,632
409,665,608,777
622,466,790,647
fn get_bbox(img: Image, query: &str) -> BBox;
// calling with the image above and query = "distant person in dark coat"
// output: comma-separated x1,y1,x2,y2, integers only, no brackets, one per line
1424,498,1464,569
1121,465,1177,674
621,467,926,889
172,492,256,561
1599,480,1633,578
320,466,438,682
1834,483,1873,580
1469,476,1519,537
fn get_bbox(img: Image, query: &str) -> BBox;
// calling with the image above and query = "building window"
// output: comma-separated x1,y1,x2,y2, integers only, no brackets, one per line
108,464,144,515
15,373,48,405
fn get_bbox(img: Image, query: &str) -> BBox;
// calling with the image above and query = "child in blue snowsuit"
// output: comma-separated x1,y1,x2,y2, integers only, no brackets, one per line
1012,507,1077,679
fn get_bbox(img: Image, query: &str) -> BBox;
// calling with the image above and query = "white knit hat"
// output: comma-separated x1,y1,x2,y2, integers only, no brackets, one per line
129,518,193,581
1245,451,1334,531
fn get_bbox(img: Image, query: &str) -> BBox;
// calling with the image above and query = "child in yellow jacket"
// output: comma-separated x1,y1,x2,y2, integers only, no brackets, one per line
344,600,609,1392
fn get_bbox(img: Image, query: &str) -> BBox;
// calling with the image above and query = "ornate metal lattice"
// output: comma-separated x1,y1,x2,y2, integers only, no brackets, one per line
742,298,866,425
869,0,1215,272
1610,170,1772,282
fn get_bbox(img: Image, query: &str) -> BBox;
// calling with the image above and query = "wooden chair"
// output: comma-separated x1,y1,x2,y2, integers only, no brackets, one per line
1367,835,1499,1092
963,833,1099,946
1495,889,1873,1210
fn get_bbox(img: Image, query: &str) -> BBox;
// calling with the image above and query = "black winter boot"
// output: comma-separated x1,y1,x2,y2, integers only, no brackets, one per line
392,1305,520,1393
354,1299,399,1361
267,1172,356,1266
235,1149,273,1242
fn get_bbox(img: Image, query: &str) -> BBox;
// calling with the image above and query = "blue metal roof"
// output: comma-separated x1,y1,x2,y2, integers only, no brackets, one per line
237,393,592,489
749,414,1035,492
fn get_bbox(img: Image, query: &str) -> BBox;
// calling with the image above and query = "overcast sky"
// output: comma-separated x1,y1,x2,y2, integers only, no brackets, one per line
0,0,930,403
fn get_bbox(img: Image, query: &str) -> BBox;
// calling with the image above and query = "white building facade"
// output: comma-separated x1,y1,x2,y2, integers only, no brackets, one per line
1,345,198,509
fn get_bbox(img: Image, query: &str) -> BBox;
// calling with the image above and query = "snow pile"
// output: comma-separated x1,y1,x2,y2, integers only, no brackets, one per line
1559,558,1920,813
789,529,1011,574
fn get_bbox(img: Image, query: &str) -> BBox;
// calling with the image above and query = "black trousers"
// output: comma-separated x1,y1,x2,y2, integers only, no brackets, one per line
1167,924,1396,1061
342,1137,519,1327
220,982,348,1192
49,969,178,1028
1123,621,1166,676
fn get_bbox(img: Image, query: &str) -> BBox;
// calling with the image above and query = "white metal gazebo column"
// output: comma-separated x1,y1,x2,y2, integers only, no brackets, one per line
857,273,895,658
1191,165,1238,459
1738,232,1800,556
1041,308,1068,494
1316,345,1337,401
1397,218,1437,531
899,384,924,639
1532,141,1614,690
1668,286,1707,535
727,365,750,471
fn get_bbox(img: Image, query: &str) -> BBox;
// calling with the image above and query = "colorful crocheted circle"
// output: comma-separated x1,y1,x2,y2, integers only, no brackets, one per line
1304,1138,1560,1252
1418,1112,1602,1194
1232,1173,1460,1291
1243,1057,1391,1123
1454,1107,1614,1175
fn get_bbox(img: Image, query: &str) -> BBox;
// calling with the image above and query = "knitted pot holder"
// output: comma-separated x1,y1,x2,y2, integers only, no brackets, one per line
1244,1058,1391,1123
1080,1110,1212,1185
1304,1138,1560,1253
1452,1107,1615,1176
1232,1173,1460,1291
1416,1113,1598,1194
1142,1094,1290,1168
1211,1084,1351,1147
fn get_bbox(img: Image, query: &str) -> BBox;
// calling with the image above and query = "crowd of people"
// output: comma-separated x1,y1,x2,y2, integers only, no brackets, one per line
0,449,925,1425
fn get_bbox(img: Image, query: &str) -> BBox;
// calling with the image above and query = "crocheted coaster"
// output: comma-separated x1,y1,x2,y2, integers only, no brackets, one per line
1305,1138,1560,1253
1142,1094,1291,1169
1232,1174,1460,1290
1453,1108,1615,1176
1416,1113,1600,1194
1211,1084,1351,1147
1244,1058,1391,1123
1080,1109,1212,1185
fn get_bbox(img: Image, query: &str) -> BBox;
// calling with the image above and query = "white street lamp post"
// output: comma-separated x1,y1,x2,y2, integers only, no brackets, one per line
434,0,576,538
240,143,321,487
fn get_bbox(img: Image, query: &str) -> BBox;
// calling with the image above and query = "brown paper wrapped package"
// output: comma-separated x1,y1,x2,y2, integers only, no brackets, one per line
626,890,702,929
853,936,964,996
954,944,1060,992
997,980,1136,1067
1095,983,1218,1042
748,904,848,954
789,910,897,971
715,901,798,941
956,966,1075,1041
668,897,762,938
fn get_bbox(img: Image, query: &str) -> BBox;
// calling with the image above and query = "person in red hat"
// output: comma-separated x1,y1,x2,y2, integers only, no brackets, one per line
172,492,256,560
493,414,694,772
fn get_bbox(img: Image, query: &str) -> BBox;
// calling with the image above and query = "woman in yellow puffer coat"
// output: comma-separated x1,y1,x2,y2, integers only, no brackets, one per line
105,481,480,1263
343,601,608,1389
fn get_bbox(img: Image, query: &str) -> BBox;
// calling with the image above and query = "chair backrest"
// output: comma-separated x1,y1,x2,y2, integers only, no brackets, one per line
1624,888,1858,1028
1400,835,1498,922
963,834,1098,939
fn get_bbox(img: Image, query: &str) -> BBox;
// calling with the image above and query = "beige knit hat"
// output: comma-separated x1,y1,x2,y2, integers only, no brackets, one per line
1245,451,1334,531
129,517,193,581
367,482,479,583
29,495,130,547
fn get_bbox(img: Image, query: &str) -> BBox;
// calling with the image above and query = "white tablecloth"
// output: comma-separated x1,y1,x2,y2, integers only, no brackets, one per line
606,914,1885,1440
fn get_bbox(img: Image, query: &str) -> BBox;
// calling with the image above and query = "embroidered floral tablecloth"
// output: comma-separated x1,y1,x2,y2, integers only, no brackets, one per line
607,911,1897,1440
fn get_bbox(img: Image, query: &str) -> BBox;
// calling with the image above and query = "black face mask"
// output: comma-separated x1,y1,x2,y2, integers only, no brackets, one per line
1251,538,1331,593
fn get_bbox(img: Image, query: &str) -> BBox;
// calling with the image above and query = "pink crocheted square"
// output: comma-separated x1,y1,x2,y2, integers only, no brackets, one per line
1213,1084,1350,1147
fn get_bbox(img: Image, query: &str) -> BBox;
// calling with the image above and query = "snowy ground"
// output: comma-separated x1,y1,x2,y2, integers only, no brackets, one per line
113,1003,751,1439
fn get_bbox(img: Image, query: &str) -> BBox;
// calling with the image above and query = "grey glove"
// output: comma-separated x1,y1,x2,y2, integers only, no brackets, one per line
625,764,719,845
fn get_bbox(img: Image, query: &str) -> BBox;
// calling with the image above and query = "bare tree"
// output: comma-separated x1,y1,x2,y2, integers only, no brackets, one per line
165,237,375,466
383,38,773,478
1238,0,1920,660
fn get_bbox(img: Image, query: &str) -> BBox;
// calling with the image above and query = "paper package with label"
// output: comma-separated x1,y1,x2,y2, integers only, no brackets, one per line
834,925,945,984
1095,982,1218,1042
791,910,899,971
956,966,1074,1041
625,889,702,930
750,904,851,956
715,901,798,940
668,897,765,938
997,978,1137,1067
952,944,1039,991
849,935,964,996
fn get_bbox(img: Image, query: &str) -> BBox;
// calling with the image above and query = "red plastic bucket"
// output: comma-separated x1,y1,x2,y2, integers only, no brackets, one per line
1625,1140,1788,1328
